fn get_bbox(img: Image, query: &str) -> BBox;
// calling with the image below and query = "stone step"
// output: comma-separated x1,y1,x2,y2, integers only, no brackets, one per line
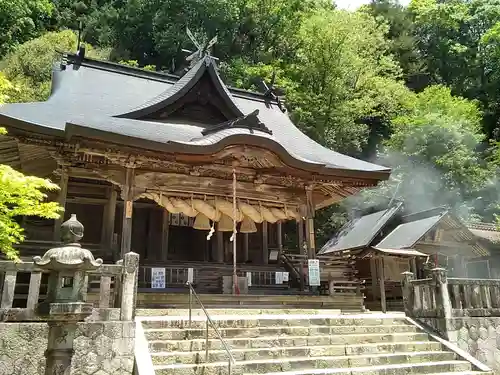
137,309,406,318
148,332,432,351
150,341,443,364
144,324,416,340
243,362,475,375
153,352,461,375
141,316,407,330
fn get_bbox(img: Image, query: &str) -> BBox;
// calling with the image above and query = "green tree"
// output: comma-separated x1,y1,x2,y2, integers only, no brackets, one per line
288,9,410,154
0,0,53,57
361,85,490,218
363,0,427,90
0,75,62,259
1,30,108,102
410,0,500,138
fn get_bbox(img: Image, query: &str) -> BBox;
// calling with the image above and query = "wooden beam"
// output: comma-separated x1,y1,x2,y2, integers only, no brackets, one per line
262,221,268,264
120,167,135,258
53,168,69,241
68,166,306,207
134,172,305,205
161,211,170,262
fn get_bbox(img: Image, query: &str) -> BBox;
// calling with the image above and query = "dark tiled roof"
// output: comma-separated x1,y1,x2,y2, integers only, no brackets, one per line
467,222,500,244
375,214,444,249
0,53,390,177
318,204,402,254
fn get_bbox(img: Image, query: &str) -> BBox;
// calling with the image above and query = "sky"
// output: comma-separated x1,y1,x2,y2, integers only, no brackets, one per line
335,0,411,10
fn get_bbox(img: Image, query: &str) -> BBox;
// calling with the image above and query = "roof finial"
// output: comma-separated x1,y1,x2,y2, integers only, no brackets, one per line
256,71,287,113
182,28,219,68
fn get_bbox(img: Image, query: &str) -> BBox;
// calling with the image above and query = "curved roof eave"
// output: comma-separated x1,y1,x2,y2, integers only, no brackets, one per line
0,114,64,138
64,122,390,181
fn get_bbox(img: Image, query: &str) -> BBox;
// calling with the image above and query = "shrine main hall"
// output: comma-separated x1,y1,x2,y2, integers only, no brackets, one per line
0,47,390,301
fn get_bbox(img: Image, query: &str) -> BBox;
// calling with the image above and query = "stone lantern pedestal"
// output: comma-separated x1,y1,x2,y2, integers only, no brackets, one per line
34,214,103,375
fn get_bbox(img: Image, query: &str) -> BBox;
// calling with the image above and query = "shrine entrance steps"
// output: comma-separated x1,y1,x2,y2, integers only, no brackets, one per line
135,294,364,311
134,310,492,375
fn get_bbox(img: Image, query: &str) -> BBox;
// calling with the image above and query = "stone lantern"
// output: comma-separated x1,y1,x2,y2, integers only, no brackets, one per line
34,214,103,375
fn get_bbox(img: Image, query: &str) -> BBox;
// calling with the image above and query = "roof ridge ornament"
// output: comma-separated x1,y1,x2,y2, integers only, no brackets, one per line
183,28,219,68
201,109,273,136
256,71,287,113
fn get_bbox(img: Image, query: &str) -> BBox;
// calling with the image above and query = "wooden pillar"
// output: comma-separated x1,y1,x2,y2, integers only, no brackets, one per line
146,209,156,260
120,167,135,258
277,221,283,256
102,188,117,252
216,229,224,263
243,233,249,263
370,257,378,301
161,211,170,262
53,168,69,241
378,257,387,313
305,187,316,259
262,221,268,264
410,257,417,276
298,220,305,255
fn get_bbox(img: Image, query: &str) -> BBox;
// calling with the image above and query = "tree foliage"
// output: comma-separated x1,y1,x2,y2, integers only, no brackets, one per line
0,0,53,56
1,30,108,102
0,76,62,259
356,85,489,218
409,0,500,138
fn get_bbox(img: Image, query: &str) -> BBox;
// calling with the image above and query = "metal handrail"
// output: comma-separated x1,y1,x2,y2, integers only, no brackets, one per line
185,281,236,373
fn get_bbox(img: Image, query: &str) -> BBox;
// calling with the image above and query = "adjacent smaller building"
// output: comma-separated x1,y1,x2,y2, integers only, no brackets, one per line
319,203,492,310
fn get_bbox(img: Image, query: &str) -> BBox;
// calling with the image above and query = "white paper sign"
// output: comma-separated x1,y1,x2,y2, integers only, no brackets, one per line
246,272,252,287
275,272,283,284
151,268,166,289
187,268,194,283
282,272,289,282
308,259,321,286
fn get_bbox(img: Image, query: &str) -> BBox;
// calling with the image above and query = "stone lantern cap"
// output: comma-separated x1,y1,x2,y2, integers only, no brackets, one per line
33,214,103,271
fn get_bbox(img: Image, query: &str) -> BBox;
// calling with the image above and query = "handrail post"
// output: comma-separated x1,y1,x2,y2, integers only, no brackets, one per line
185,280,236,368
188,282,192,331
401,271,414,316
205,318,209,362
431,268,452,319
120,252,140,321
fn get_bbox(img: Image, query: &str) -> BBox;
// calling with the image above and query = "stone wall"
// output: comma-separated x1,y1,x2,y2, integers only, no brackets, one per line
418,317,500,373
0,320,135,375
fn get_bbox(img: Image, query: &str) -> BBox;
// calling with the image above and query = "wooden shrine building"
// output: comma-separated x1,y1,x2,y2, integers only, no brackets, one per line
0,48,390,302
319,203,489,310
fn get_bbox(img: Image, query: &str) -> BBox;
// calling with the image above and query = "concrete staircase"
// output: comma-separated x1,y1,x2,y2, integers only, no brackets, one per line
135,310,492,375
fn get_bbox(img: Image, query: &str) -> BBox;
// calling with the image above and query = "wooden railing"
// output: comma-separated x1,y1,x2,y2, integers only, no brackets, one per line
137,263,288,291
0,252,139,321
402,269,500,318
284,253,362,295
447,278,500,315
138,265,198,289
406,278,440,317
